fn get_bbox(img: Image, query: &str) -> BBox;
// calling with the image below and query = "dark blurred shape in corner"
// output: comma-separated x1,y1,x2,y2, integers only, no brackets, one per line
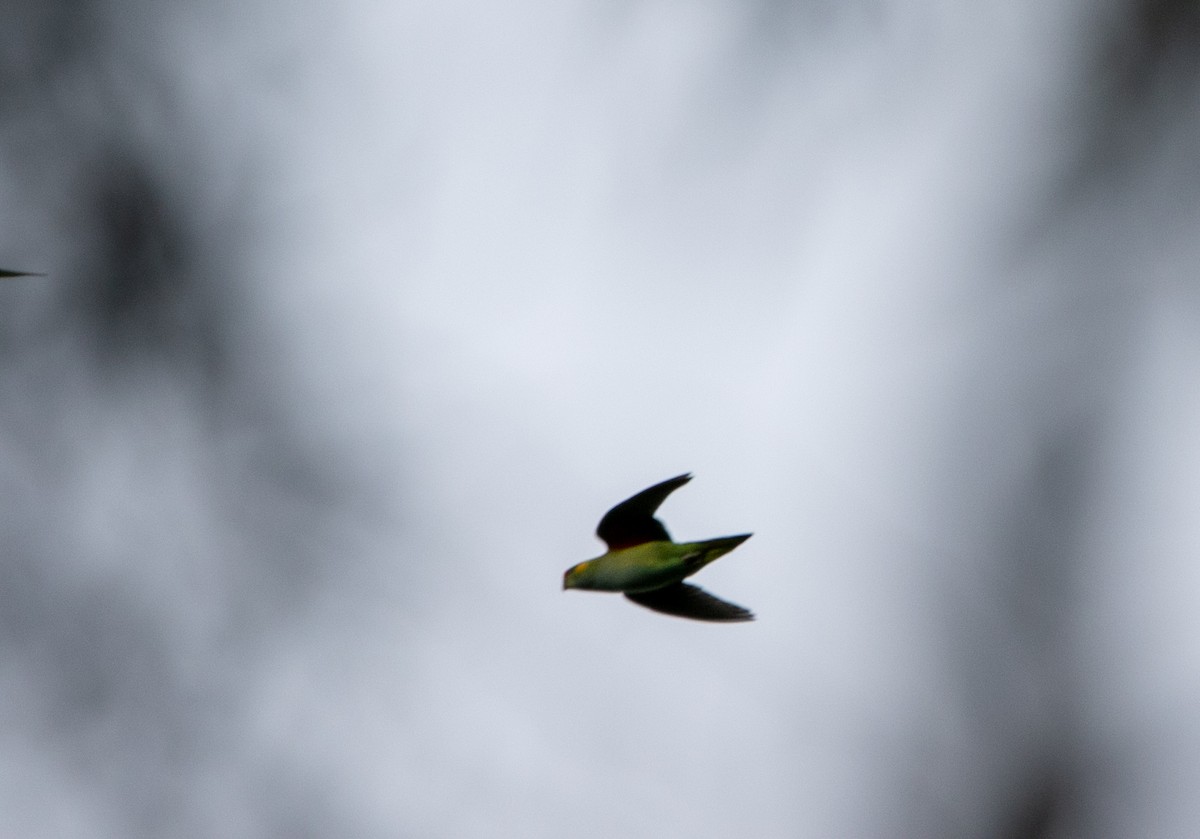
1065,0,1200,194
0,3,382,837
1002,767,1071,839
1100,0,1200,108
69,146,231,385
994,3,1200,838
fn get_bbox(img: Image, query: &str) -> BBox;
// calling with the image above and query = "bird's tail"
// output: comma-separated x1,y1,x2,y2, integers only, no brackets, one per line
684,534,752,571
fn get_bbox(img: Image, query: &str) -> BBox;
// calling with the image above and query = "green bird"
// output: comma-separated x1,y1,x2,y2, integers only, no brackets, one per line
563,473,754,622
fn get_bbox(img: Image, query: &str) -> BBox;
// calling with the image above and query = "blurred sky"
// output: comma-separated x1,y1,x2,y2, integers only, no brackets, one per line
3,0,1200,837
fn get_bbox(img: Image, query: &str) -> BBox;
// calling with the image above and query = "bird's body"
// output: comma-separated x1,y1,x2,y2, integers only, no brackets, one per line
563,474,754,622
565,537,751,593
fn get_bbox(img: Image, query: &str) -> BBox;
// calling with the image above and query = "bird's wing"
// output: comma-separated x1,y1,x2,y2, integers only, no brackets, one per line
596,473,692,550
0,270,45,278
625,582,754,622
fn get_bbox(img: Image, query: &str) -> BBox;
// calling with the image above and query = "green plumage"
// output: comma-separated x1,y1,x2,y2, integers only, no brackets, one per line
563,536,750,592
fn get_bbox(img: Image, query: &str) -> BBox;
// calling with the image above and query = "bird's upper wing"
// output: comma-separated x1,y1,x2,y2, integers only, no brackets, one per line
596,473,692,550
625,582,754,622
0,270,45,278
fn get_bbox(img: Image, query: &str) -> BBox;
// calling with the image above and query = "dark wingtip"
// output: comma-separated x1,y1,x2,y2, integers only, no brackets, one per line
716,605,755,623
711,609,755,623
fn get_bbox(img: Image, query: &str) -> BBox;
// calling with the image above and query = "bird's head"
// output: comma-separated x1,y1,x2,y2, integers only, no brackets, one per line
563,560,594,591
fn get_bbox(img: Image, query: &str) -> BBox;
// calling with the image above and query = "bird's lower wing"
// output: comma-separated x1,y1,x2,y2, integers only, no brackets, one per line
625,582,754,622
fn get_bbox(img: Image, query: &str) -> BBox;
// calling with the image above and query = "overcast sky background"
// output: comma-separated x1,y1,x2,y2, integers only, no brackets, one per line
3,0,1200,836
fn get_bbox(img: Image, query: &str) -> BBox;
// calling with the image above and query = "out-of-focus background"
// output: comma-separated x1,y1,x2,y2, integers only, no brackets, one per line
2,1,1199,836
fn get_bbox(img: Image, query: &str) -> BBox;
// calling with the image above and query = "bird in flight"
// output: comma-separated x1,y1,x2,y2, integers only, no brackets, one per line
563,473,754,622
